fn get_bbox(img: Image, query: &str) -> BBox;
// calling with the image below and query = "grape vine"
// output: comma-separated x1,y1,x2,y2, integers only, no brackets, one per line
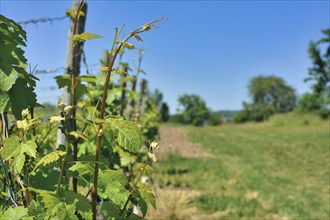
0,1,165,219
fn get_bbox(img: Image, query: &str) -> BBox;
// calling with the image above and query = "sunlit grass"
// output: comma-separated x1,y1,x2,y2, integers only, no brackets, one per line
156,113,329,219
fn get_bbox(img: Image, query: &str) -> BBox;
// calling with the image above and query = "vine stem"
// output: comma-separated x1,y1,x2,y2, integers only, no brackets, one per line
91,17,166,219
91,29,139,220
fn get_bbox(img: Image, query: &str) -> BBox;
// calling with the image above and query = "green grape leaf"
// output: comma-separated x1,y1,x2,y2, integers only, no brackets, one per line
136,199,148,218
113,145,137,167
8,77,37,120
98,170,130,207
134,163,154,177
21,139,38,158
0,69,16,92
73,32,103,46
0,15,27,43
69,162,94,176
0,206,29,219
103,169,128,186
55,75,87,100
65,191,92,220
100,201,123,220
1,135,34,173
66,9,85,19
106,87,122,105
137,183,156,209
127,212,144,220
29,167,59,191
69,162,94,184
28,200,46,220
0,91,10,113
30,188,78,220
33,150,66,172
77,74,96,83
13,65,39,88
29,188,61,215
103,118,143,153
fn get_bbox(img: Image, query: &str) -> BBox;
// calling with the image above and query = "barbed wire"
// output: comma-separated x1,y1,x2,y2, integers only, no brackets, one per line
18,16,68,27
34,63,99,75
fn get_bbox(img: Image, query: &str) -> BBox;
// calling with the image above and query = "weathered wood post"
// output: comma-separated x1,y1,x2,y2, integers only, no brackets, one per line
119,63,129,117
127,49,144,120
56,0,87,192
137,79,148,119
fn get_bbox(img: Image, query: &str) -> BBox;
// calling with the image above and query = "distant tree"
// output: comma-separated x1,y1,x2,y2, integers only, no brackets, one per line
208,113,222,126
148,89,170,122
160,102,170,122
298,93,322,112
235,75,296,122
177,94,210,126
305,29,330,99
301,29,330,116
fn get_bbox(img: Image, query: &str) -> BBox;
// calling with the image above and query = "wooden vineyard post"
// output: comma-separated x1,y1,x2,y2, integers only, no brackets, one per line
137,79,148,119
56,0,87,192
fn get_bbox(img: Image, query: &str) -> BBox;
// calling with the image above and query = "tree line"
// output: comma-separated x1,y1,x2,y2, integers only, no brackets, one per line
167,28,329,126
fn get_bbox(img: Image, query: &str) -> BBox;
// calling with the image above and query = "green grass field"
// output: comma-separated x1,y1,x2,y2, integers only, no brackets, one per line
155,113,329,219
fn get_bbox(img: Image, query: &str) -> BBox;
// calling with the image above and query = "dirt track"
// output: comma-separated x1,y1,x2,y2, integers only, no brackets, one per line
147,125,213,220
156,125,212,159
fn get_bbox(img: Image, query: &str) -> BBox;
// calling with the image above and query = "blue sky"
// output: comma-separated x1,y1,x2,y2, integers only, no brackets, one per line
1,0,329,113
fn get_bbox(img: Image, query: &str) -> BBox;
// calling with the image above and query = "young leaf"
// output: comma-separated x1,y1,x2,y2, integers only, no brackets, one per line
103,118,143,153
98,170,130,207
69,161,94,184
66,9,85,19
134,163,154,177
137,68,146,75
73,32,103,45
0,206,29,219
120,76,136,83
148,152,157,162
121,42,135,49
22,139,38,158
69,131,89,141
137,183,156,209
134,35,144,42
112,68,127,75
33,150,66,172
77,74,96,83
49,116,65,123
1,136,37,173
98,66,109,72
16,119,29,130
